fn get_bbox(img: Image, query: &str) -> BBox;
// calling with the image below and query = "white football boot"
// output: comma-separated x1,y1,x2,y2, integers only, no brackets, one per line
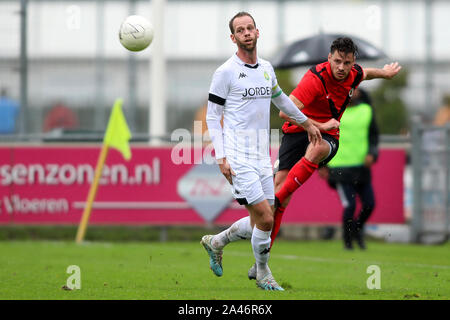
200,235,223,277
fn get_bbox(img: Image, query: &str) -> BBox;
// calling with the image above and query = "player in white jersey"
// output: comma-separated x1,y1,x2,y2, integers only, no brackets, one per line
200,12,321,291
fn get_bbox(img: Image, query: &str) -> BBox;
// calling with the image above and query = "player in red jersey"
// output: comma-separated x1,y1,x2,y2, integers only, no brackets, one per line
271,37,401,247
248,37,401,279
249,37,401,278
248,37,401,280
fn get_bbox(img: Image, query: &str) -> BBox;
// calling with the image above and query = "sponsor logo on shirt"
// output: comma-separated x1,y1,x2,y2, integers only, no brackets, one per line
242,86,272,100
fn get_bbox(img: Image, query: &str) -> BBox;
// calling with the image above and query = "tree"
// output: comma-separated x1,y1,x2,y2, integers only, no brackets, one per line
271,69,296,129
371,68,409,135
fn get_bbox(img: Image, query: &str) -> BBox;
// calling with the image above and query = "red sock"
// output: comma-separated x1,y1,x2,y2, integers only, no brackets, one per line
270,206,285,247
275,157,318,204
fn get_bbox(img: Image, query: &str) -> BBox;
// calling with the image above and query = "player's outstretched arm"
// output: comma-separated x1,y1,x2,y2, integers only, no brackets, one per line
363,62,402,81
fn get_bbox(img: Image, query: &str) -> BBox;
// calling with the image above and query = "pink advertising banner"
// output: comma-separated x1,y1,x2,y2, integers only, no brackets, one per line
0,145,405,225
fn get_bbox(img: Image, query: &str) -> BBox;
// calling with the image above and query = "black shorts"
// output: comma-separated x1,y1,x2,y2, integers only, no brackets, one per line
276,131,339,172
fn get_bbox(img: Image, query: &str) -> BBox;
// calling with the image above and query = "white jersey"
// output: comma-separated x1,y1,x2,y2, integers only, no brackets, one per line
207,54,281,161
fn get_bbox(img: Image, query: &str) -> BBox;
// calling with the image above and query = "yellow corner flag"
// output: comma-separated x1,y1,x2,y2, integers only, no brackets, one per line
104,98,132,160
76,98,132,244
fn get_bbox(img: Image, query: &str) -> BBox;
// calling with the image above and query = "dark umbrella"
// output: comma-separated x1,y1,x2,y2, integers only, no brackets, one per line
271,33,387,69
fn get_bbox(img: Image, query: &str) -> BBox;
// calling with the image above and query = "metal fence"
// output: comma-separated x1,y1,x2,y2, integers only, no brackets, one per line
411,121,450,243
2,0,450,138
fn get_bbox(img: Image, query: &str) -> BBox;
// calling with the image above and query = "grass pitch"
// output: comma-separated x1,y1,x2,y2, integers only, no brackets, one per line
0,240,449,300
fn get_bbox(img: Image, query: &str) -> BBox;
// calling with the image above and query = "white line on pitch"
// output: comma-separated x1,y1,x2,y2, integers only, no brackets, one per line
224,251,450,270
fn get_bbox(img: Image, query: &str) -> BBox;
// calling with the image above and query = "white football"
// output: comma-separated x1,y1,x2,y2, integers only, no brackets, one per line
119,15,154,52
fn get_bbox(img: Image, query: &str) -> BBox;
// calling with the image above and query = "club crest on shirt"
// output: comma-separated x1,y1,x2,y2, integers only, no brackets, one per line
264,71,270,80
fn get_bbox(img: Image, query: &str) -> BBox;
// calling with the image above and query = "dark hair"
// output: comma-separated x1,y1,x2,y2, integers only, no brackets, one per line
229,12,256,34
358,88,372,105
443,94,450,106
330,37,358,57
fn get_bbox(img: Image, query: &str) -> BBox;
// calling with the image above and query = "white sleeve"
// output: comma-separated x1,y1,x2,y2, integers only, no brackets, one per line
206,68,229,160
206,101,225,160
209,68,229,104
269,65,308,124
271,87,308,125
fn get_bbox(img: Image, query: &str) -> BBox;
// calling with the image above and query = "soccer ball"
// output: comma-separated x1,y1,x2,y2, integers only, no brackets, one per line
119,15,154,52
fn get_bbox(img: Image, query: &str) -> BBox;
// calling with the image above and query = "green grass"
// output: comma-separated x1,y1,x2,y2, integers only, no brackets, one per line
0,240,449,300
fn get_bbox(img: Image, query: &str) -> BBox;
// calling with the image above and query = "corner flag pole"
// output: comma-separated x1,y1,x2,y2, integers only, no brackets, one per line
76,98,131,244
75,143,109,244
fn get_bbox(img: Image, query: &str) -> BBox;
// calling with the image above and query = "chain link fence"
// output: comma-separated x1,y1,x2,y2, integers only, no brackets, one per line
411,121,450,243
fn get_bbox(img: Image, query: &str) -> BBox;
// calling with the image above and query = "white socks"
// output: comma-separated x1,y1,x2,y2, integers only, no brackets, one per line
210,218,272,279
251,227,272,279
211,216,253,249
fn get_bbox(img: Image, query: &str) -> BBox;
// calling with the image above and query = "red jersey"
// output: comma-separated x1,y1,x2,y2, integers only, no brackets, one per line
282,61,364,139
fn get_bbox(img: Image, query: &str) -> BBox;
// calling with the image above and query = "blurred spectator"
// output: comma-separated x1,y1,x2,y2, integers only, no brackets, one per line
0,87,19,134
43,102,79,133
194,103,223,144
319,88,379,250
433,94,450,126
193,103,209,136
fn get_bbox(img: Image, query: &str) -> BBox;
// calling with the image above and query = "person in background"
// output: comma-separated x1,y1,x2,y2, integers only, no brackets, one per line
320,88,380,250
43,102,79,133
267,38,400,256
0,88,19,134
433,94,450,126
